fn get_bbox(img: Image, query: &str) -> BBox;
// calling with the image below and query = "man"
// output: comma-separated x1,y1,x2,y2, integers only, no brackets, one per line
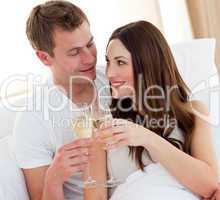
12,1,108,199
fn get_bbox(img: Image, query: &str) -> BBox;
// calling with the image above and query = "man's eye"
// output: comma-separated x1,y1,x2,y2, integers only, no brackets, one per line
69,49,80,56
87,42,94,48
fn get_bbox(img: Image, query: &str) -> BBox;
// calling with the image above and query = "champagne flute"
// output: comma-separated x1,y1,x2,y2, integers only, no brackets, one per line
93,107,122,188
72,103,96,188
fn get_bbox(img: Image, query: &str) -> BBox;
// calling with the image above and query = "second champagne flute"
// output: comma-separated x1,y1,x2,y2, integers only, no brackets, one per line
93,107,122,188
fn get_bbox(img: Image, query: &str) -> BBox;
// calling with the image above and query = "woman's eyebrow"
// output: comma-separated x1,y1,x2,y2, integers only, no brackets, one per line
114,56,128,60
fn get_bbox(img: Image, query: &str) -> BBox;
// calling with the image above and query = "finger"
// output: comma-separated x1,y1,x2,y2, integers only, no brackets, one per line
210,192,217,200
99,118,114,130
68,155,89,166
211,196,215,200
63,138,93,150
113,133,128,141
98,126,125,139
216,192,220,199
211,193,217,200
70,163,88,173
93,128,98,137
99,133,127,145
100,118,127,130
106,139,128,150
65,147,90,158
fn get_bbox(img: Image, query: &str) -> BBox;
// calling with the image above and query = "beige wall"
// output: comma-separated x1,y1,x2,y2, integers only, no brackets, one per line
76,0,164,65
187,0,220,73
118,0,163,31
158,0,193,44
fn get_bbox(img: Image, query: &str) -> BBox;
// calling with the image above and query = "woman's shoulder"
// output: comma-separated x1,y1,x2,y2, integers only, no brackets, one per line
184,100,210,116
185,100,211,120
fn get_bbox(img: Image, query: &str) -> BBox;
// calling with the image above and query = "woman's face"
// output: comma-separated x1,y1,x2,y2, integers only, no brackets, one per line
106,39,134,98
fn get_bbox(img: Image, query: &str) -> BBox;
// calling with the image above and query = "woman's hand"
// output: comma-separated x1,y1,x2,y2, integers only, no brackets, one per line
95,118,152,149
203,183,220,200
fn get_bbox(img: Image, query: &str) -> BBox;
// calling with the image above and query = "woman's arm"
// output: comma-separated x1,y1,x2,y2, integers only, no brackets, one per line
98,100,219,198
83,139,107,200
203,183,220,200
143,100,219,198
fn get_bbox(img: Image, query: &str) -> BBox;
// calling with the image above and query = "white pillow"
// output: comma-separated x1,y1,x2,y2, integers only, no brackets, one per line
0,136,29,200
0,95,26,139
171,38,220,168
110,163,200,200
171,39,219,122
171,38,218,89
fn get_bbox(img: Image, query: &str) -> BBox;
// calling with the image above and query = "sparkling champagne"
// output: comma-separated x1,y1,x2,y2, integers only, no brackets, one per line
72,115,93,138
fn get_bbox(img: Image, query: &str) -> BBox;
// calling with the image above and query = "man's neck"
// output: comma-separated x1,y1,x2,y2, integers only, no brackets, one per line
54,78,95,105
70,83,95,105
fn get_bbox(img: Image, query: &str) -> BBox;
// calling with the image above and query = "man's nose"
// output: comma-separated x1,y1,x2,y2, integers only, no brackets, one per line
81,47,95,64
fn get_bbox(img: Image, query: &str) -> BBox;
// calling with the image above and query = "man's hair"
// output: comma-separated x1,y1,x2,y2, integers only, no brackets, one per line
26,0,88,56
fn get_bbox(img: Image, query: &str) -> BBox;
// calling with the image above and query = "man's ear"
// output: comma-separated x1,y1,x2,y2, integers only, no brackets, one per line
36,50,52,67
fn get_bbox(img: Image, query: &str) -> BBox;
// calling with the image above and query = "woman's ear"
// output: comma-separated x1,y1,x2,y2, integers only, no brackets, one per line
36,50,52,67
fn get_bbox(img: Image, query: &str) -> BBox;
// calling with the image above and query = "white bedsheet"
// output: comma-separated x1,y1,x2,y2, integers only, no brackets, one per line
110,163,200,200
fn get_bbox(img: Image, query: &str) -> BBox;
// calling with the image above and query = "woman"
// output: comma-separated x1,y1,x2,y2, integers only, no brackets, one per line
97,21,219,199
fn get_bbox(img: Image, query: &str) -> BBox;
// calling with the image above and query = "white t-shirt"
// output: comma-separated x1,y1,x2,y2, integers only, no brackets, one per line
12,70,110,200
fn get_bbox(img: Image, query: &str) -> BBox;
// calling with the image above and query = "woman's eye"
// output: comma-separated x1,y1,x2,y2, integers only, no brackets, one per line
106,62,110,67
105,58,110,64
117,60,126,65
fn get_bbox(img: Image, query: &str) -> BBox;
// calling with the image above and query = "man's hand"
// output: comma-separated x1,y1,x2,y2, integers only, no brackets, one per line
45,138,93,186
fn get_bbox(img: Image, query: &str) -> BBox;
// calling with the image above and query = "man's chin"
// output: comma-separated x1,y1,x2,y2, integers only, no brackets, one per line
82,72,96,82
80,67,96,80
70,70,96,84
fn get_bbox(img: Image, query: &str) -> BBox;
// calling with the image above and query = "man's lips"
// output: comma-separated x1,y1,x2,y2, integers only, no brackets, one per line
110,81,126,87
79,66,95,73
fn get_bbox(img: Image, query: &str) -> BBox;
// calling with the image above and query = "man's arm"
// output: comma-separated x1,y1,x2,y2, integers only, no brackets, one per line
22,139,92,200
23,166,64,200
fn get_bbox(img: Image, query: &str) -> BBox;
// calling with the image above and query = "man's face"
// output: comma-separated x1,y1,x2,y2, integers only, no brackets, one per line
49,21,97,85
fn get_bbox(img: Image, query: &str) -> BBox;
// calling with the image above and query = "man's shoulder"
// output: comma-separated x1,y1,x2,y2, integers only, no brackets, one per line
14,109,47,131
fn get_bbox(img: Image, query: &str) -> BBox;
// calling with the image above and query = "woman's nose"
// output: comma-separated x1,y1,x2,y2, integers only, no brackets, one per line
106,63,117,79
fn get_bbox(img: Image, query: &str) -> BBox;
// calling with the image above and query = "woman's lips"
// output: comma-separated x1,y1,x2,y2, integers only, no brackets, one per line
110,81,126,87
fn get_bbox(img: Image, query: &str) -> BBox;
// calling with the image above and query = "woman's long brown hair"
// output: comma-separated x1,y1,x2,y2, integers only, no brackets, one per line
107,21,195,170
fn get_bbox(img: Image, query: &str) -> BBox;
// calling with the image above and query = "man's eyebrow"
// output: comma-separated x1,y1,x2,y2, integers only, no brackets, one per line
66,36,94,53
87,36,94,45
